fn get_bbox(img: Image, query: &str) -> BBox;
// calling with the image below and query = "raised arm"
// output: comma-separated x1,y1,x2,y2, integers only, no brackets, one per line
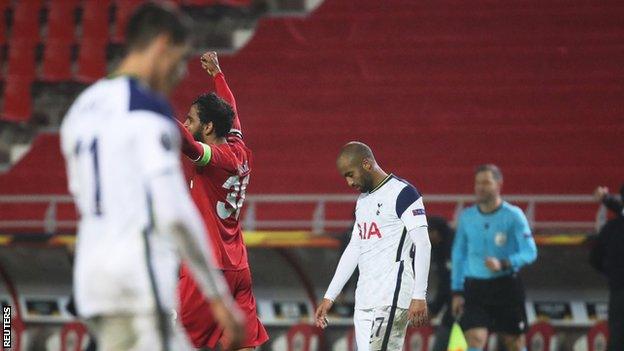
202,52,242,136
175,53,243,168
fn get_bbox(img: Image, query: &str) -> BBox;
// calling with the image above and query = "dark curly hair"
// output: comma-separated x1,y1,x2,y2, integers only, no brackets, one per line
192,93,235,138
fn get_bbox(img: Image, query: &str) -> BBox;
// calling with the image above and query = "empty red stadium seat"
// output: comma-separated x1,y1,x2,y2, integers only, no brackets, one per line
346,328,355,351
111,0,143,43
11,0,43,44
47,0,79,43
41,41,73,82
76,41,107,83
2,75,33,122
6,42,36,80
60,322,89,351
404,326,434,351
587,321,609,351
11,317,26,351
286,324,323,351
0,0,10,45
0,134,67,195
80,0,111,43
0,133,74,233
527,321,557,351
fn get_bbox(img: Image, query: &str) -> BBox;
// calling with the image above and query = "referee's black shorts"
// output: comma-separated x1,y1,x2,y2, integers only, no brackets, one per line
459,274,528,335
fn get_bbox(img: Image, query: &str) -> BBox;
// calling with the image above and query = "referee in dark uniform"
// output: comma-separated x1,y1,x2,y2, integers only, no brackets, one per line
451,165,538,351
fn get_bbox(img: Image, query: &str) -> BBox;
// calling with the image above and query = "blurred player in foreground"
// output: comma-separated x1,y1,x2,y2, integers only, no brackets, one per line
60,3,243,350
175,52,269,350
451,164,537,351
315,142,431,350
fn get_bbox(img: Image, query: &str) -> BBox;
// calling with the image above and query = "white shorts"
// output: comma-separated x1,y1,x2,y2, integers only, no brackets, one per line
86,312,192,351
354,306,409,351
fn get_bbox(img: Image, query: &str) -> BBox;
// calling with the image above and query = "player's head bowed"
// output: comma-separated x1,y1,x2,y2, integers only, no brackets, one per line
123,2,192,94
336,141,379,193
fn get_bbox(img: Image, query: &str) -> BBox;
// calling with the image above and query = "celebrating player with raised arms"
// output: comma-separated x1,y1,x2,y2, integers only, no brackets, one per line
175,52,268,350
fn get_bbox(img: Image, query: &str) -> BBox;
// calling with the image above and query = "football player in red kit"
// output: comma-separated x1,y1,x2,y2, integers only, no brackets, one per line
176,52,268,350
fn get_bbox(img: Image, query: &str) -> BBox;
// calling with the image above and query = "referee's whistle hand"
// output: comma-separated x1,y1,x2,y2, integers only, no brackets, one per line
314,298,333,329
452,295,465,317
485,257,502,272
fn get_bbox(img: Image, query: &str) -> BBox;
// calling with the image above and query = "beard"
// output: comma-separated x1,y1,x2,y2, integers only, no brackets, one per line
192,130,203,142
360,174,374,193
477,192,496,204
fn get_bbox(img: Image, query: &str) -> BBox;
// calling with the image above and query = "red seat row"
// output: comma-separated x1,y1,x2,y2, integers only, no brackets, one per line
1,0,623,233
286,321,607,351
1,0,253,122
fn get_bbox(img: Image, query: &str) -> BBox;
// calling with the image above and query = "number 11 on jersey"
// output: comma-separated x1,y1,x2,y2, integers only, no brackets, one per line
74,137,102,217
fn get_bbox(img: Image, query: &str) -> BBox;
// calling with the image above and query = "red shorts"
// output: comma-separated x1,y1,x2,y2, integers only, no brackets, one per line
178,267,269,348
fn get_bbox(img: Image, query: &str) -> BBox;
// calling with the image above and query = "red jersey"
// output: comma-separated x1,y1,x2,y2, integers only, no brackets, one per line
178,73,250,270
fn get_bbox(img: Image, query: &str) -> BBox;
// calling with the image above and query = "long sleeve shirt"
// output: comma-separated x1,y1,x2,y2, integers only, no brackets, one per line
451,201,538,292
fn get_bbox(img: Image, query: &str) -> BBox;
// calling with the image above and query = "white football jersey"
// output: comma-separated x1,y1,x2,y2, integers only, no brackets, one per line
352,175,428,309
61,76,184,317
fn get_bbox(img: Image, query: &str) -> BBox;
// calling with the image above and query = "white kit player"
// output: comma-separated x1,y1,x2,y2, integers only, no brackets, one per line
315,142,431,351
60,3,243,350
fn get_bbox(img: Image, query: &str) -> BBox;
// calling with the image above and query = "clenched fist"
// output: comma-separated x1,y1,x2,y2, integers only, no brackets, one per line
201,51,222,77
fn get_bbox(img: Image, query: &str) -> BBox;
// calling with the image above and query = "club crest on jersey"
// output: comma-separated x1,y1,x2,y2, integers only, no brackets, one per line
357,222,382,240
